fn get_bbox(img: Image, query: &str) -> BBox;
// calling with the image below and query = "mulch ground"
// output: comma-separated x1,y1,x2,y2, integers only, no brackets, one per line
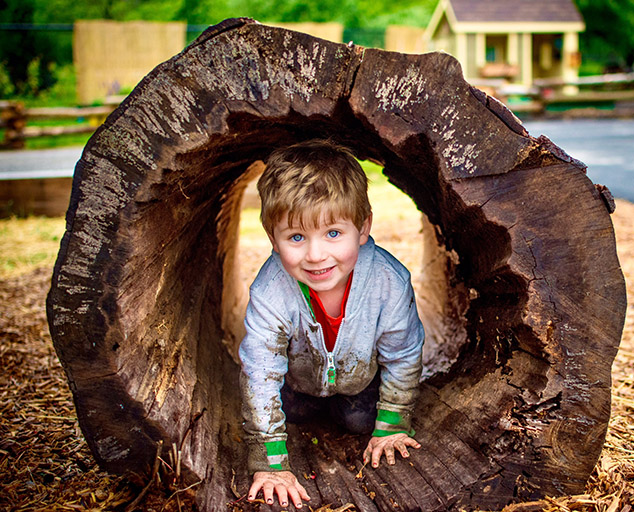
1,200,633,512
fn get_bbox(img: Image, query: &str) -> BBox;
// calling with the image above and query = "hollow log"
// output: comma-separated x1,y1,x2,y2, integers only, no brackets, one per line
46,18,627,511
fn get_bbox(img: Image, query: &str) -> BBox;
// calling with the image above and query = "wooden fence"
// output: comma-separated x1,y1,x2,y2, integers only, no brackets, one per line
385,25,426,54
74,20,186,105
0,99,122,149
266,22,344,43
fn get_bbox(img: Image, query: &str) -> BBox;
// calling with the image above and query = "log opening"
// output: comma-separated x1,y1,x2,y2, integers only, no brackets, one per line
47,18,626,511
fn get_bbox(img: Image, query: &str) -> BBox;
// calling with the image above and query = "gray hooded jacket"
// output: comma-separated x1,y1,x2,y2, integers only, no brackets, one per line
239,236,424,473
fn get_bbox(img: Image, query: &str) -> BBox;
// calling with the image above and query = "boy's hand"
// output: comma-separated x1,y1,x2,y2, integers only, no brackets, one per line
363,433,421,468
249,470,311,508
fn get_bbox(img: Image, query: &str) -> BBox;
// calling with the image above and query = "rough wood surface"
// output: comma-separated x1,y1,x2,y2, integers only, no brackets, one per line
46,18,627,511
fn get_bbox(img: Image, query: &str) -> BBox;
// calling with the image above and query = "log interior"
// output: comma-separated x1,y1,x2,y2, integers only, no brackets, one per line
47,19,626,511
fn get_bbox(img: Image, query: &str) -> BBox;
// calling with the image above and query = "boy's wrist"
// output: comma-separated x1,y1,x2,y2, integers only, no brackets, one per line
372,404,415,438
264,439,289,470
247,438,291,474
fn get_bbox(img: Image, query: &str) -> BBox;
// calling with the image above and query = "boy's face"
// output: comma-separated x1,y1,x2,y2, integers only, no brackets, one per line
268,212,372,298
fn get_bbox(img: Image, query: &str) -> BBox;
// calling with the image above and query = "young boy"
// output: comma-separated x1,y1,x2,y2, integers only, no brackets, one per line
239,140,425,509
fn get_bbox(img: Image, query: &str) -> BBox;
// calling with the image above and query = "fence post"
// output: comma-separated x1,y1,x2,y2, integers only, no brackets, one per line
0,101,26,149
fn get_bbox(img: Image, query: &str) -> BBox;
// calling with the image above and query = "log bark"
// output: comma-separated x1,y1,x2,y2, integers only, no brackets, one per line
46,18,627,511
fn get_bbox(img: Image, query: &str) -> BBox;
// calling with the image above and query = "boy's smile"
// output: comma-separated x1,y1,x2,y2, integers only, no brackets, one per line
269,213,372,309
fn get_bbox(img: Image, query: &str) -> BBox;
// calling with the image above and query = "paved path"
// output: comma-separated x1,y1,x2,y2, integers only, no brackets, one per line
524,118,634,202
0,147,82,179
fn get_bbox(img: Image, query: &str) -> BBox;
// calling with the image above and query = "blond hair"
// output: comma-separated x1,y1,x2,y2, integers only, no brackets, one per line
258,140,372,235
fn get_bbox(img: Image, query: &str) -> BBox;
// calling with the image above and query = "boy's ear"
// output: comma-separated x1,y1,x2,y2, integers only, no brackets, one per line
267,231,280,253
359,213,373,245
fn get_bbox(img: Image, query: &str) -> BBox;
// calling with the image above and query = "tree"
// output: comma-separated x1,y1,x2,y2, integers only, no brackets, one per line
47,19,626,512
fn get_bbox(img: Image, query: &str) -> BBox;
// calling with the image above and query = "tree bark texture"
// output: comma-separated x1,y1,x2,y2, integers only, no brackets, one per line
46,18,627,511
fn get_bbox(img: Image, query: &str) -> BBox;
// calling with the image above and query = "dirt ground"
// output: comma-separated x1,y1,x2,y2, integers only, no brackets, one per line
0,199,633,511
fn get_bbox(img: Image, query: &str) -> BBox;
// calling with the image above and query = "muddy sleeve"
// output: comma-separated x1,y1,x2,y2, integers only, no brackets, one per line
374,281,424,436
239,288,292,473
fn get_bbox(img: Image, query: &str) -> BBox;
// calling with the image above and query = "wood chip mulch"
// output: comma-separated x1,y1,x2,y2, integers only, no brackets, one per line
1,199,633,511
0,269,194,511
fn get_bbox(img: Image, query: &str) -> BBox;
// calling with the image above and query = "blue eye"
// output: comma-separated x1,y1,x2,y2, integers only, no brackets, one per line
327,230,340,239
291,234,304,242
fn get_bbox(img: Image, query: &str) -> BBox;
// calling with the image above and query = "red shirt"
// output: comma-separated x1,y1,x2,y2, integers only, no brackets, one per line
308,273,353,352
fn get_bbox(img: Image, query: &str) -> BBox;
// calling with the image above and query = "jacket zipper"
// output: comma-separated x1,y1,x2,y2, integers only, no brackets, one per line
306,308,335,388
326,318,346,386
327,352,336,384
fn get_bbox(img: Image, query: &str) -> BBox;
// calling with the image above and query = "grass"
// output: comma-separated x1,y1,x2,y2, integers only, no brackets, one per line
0,217,66,279
0,119,94,150
22,130,93,150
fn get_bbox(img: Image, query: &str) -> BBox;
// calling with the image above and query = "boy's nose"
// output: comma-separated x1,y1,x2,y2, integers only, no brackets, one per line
305,240,327,262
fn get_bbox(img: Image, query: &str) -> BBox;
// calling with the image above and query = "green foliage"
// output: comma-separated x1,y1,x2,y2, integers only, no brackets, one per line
0,0,70,97
349,0,436,28
175,0,358,26
343,27,385,49
360,160,385,182
0,61,15,96
578,60,605,77
29,64,77,106
574,0,634,70
26,0,437,31
25,57,41,95
369,4,435,28
252,0,358,24
32,0,124,21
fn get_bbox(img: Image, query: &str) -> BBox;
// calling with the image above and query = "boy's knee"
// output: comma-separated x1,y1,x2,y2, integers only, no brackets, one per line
337,408,376,434
281,384,324,423
330,374,379,434
330,397,376,434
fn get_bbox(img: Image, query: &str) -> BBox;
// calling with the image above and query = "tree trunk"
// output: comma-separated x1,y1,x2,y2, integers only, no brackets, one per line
46,18,627,511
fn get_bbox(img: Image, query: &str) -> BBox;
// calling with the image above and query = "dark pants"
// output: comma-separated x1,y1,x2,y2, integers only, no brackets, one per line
281,372,380,434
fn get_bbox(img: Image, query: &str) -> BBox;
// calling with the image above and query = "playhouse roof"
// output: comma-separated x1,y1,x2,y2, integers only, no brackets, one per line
426,0,585,36
449,0,583,24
